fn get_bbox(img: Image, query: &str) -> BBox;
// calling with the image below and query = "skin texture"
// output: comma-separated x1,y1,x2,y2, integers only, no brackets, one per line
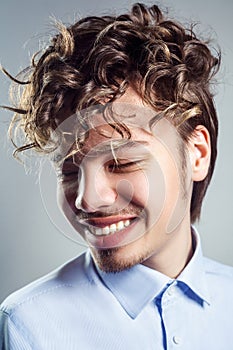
55,87,211,277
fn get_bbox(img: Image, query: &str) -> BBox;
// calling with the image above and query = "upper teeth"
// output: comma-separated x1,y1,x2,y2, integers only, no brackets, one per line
90,219,131,236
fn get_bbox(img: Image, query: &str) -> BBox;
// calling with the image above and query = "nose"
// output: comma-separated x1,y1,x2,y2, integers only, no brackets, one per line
75,165,118,213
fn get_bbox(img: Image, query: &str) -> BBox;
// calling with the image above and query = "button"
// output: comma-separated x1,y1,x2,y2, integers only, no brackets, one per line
167,285,175,296
173,335,181,345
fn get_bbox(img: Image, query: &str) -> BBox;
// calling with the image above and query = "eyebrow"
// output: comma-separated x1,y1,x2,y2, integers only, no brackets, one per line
93,140,149,153
52,140,149,165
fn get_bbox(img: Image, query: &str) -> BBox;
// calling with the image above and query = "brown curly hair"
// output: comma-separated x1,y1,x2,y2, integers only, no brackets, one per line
2,3,220,222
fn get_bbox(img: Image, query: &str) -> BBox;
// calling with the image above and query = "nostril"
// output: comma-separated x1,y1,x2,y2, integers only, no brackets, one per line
74,166,118,212
75,193,101,213
75,195,83,210
75,194,92,212
75,185,118,212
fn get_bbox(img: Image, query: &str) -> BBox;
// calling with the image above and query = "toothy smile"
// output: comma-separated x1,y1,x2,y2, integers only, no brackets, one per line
86,219,132,236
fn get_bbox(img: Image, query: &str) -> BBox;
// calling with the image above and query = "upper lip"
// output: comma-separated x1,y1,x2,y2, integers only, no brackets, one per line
79,215,137,228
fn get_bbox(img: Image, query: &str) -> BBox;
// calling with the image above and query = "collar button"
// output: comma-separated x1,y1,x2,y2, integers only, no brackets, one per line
167,285,176,296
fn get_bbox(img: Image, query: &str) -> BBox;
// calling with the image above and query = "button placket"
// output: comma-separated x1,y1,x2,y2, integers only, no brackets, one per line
167,285,176,297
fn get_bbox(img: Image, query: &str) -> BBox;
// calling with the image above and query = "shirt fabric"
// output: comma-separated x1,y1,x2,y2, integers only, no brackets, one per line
0,229,233,350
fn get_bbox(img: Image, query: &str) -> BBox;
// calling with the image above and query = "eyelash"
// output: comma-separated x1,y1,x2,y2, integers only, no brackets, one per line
57,159,141,181
56,169,80,182
107,160,140,173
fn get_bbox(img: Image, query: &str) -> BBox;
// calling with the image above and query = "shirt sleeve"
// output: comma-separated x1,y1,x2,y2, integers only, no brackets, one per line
0,310,32,350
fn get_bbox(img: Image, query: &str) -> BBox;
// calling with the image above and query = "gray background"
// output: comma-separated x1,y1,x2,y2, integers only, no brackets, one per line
0,0,232,303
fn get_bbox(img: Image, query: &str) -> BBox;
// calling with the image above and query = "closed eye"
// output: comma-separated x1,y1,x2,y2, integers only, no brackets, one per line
106,159,141,173
56,164,80,182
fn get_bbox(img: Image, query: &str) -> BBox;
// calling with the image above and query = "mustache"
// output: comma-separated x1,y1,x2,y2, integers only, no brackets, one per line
76,204,145,220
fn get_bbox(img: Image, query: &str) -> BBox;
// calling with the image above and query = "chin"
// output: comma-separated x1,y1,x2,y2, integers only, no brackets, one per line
90,242,151,273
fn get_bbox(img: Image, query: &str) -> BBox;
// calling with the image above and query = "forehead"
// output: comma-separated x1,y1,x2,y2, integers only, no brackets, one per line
51,115,182,169
52,88,182,163
55,86,157,135
53,123,151,164
52,100,156,160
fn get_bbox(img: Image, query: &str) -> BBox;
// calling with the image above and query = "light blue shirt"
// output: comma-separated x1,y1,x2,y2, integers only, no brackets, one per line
1,230,233,349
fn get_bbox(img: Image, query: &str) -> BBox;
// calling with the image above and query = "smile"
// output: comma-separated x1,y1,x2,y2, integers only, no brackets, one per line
85,218,132,236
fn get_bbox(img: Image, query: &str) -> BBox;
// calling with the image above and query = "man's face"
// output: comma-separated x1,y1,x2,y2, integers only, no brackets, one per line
54,89,193,273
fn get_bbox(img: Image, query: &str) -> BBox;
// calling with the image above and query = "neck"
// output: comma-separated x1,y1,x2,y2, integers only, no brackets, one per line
142,220,194,278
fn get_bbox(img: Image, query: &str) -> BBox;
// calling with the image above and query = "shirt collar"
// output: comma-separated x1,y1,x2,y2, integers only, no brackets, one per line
177,227,210,305
94,227,210,319
96,261,171,319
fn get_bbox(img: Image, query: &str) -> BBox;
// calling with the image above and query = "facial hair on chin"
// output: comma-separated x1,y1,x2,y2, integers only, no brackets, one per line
90,245,150,273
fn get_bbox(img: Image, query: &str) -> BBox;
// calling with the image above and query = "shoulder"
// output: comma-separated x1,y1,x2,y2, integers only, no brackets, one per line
203,256,233,277
203,256,233,290
0,251,98,316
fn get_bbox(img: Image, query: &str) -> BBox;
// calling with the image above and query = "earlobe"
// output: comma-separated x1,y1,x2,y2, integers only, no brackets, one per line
189,125,211,182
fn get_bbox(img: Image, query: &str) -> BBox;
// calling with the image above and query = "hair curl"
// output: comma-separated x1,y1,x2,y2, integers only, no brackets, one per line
2,3,220,222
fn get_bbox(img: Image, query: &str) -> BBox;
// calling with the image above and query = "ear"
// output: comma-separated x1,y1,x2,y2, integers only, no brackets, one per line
188,125,211,181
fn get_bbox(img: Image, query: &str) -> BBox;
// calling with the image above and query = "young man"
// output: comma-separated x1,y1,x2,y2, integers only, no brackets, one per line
1,3,232,349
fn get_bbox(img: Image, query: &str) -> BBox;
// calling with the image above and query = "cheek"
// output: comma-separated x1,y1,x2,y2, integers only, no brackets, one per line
57,183,77,217
130,151,181,230
118,171,149,208
150,149,191,233
132,179,149,206
124,162,166,213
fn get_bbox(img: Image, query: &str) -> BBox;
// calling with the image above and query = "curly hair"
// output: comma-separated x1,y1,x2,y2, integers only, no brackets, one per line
2,2,220,222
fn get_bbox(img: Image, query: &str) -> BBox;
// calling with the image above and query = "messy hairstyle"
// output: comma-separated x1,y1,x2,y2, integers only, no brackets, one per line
2,3,220,222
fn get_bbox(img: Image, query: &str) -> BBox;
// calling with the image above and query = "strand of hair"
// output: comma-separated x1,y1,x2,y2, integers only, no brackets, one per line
1,66,30,85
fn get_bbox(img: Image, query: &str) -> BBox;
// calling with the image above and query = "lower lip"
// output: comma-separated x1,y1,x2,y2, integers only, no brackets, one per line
85,218,141,249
